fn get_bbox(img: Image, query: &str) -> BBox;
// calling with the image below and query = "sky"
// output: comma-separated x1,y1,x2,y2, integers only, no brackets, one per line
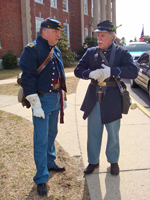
116,0,150,43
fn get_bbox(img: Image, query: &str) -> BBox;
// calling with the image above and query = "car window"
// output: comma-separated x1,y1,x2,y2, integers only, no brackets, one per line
138,54,149,64
125,44,150,52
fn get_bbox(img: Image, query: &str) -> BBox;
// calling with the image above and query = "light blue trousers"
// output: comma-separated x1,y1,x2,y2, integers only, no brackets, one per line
32,92,61,185
87,102,120,164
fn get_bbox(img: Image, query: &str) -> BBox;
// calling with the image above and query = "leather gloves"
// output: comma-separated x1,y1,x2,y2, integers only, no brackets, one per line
98,64,111,83
26,94,45,119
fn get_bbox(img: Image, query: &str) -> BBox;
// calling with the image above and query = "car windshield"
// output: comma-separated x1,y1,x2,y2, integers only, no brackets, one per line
125,44,150,52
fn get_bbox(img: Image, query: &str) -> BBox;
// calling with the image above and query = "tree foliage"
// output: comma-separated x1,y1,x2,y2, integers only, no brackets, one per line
57,32,75,67
76,36,97,60
2,50,18,69
143,35,150,43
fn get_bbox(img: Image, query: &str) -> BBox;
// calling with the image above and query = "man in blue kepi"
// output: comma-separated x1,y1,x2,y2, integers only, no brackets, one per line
74,20,138,176
19,18,67,196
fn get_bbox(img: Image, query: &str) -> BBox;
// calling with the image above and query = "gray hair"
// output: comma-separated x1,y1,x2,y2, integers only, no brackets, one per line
109,31,116,41
40,27,49,35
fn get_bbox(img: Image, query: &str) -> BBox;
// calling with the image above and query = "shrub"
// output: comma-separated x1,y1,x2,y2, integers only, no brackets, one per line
57,32,75,67
2,50,18,69
76,36,97,60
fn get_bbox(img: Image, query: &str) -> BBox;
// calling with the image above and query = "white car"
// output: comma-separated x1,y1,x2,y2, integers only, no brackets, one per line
125,42,150,60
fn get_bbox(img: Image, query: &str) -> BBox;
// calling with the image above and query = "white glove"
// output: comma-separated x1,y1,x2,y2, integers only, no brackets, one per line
89,69,103,80
26,94,45,119
98,64,111,83
62,90,67,110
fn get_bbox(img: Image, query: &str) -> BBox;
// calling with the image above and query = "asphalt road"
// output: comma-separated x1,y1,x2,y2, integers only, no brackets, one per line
123,79,150,114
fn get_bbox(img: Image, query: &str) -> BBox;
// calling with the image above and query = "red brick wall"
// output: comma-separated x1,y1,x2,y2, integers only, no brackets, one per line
69,0,82,53
84,0,92,36
0,0,23,58
30,0,51,40
0,0,93,59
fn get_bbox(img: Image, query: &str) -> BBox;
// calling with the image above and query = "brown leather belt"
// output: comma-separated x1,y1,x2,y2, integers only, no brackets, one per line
91,79,119,87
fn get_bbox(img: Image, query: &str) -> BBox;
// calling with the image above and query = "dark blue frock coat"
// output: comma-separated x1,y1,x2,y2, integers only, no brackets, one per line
19,35,66,97
74,43,138,124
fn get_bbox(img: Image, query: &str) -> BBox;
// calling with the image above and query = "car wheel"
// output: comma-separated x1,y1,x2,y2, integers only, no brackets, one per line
130,79,138,88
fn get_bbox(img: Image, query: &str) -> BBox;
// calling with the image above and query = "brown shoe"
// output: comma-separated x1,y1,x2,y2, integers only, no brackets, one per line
110,163,119,175
84,163,99,174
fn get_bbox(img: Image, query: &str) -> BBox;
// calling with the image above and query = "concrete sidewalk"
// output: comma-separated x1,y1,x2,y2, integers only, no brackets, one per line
0,76,150,199
76,79,150,200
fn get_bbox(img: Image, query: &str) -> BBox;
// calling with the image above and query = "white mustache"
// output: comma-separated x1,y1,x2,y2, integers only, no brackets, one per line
97,40,104,44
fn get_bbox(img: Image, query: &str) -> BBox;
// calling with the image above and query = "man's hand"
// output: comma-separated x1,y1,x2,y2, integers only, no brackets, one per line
89,69,103,80
98,64,111,83
26,94,45,119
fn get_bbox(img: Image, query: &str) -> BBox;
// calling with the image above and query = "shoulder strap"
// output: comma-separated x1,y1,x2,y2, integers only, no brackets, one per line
93,47,99,70
98,42,116,67
99,43,121,88
37,49,53,75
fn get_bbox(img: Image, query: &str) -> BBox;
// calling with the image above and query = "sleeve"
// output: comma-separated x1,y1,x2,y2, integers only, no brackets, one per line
110,47,138,79
74,49,92,80
19,45,38,97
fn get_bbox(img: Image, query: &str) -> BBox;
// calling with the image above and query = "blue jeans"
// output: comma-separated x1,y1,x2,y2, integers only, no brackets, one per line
32,92,61,185
87,102,120,164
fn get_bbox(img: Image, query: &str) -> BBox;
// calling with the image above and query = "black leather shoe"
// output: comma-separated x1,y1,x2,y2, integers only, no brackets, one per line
110,163,119,175
84,163,99,174
49,165,66,172
37,183,47,196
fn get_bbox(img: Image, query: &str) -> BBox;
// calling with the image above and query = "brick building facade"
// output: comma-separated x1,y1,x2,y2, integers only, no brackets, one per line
0,0,116,62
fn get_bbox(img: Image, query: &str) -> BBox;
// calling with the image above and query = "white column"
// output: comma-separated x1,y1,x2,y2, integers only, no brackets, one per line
94,0,99,29
93,0,100,37
107,0,111,21
112,0,116,26
81,0,84,45
21,0,32,47
101,0,106,21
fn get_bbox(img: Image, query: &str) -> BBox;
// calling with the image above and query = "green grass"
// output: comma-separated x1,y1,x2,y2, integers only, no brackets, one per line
0,68,21,80
0,116,3,122
7,115,22,121
0,162,5,169
0,64,76,80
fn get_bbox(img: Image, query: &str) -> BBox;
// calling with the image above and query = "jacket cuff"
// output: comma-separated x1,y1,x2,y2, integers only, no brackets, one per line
111,67,121,79
82,70,91,79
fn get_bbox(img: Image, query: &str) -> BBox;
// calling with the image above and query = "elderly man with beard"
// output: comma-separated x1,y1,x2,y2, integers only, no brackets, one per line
74,20,138,175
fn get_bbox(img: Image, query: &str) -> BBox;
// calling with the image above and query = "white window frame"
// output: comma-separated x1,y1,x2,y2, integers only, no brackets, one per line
51,0,57,8
35,0,43,4
91,0,93,17
63,0,68,12
35,17,44,36
63,23,70,44
84,0,88,15
85,28,88,38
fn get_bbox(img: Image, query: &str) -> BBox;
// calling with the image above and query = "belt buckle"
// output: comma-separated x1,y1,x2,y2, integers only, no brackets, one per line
98,82,106,87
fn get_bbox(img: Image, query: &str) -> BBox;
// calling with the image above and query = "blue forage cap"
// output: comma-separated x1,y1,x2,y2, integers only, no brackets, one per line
94,20,115,32
41,18,64,31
